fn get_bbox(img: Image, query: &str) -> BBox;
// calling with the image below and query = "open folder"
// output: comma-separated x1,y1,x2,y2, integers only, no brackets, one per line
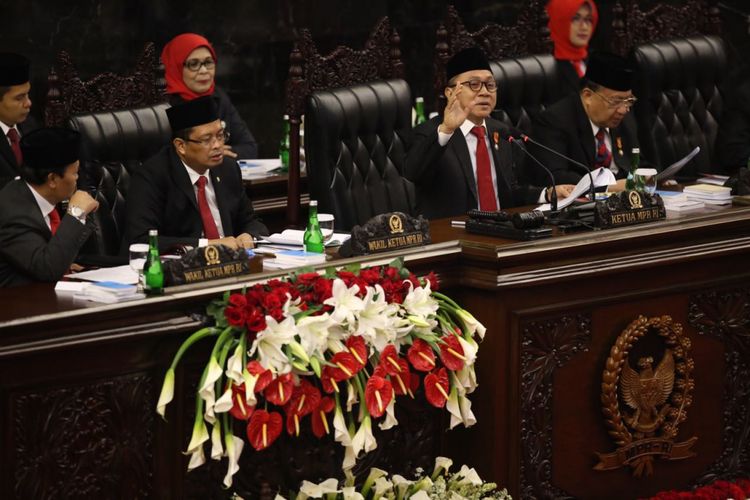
537,167,616,211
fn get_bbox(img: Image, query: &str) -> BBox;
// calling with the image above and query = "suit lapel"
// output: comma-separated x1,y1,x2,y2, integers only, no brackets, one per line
574,97,596,169
487,122,512,191
448,130,478,204
0,135,19,172
610,127,629,173
169,148,199,211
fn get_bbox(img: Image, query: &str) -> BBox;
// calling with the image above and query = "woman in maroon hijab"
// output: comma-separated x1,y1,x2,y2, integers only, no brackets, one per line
547,0,599,97
161,33,257,159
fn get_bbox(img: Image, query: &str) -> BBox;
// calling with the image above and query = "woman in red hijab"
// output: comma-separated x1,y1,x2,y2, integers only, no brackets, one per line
162,33,257,159
547,0,599,97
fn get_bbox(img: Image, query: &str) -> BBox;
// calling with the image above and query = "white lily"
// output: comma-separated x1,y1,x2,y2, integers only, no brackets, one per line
361,466,388,497
391,474,414,498
225,343,245,384
456,335,478,367
296,312,334,357
299,478,339,498
402,281,439,321
213,385,234,414
378,396,398,430
156,368,174,420
283,293,303,316
210,422,223,460
341,486,364,500
455,464,483,485
446,385,463,430
185,416,209,470
459,392,477,428
352,415,377,456
342,443,357,473
241,369,258,406
222,433,244,488
356,285,393,350
410,491,431,500
199,357,224,423
373,476,394,498
456,308,486,340
186,445,206,470
432,456,454,478
324,279,365,327
345,381,358,413
249,315,297,374
455,365,478,393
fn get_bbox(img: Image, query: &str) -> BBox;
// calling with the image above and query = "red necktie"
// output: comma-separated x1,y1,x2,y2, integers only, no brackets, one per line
48,209,61,235
572,60,586,78
7,128,22,166
594,128,612,170
195,176,220,240
470,126,498,211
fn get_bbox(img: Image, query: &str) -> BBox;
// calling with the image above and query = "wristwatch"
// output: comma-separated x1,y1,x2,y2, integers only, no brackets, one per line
67,205,86,223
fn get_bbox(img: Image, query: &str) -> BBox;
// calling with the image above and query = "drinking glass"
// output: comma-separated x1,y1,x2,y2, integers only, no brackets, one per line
318,213,335,243
634,168,658,195
129,243,149,289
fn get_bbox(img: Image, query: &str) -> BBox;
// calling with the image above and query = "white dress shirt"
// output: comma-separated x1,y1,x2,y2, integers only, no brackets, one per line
181,161,225,246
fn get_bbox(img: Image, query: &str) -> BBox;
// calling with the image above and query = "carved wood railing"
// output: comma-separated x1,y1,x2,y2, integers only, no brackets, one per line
45,42,166,127
283,17,404,228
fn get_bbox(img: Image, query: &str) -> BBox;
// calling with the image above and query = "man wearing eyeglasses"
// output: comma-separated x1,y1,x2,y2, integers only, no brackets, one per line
124,96,267,253
405,47,573,219
530,51,641,185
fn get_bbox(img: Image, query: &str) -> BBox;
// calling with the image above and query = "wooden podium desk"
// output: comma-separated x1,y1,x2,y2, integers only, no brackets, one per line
0,206,749,499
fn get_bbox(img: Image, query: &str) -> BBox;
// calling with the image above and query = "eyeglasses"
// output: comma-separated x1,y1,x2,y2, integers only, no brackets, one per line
455,79,498,92
591,89,638,109
184,58,216,72
571,14,594,26
185,130,229,148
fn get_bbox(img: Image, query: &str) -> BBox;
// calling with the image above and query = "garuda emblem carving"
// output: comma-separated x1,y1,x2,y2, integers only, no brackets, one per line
595,316,697,477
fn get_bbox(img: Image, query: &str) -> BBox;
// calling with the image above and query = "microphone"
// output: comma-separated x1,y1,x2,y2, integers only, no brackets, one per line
518,132,597,202
499,128,558,212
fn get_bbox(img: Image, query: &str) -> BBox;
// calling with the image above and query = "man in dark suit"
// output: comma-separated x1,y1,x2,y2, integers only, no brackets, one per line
405,47,573,219
0,128,99,287
530,52,640,186
0,52,36,189
125,96,267,253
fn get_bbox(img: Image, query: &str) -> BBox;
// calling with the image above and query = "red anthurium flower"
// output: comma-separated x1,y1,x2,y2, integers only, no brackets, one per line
408,339,436,372
372,364,388,378
390,364,413,397
320,366,340,394
285,379,321,418
264,373,294,406
229,383,255,421
246,361,274,393
311,397,336,438
247,410,282,451
439,334,466,371
379,344,404,376
365,375,393,418
345,336,368,369
285,408,306,436
409,372,421,392
424,367,450,408
329,351,359,381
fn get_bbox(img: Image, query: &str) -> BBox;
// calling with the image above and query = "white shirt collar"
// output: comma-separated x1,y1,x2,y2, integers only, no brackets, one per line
0,121,17,138
460,119,488,138
589,120,608,138
181,160,209,186
25,182,56,219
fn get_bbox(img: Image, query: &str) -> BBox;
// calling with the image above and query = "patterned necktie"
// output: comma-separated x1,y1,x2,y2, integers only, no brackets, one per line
470,126,498,211
48,209,61,235
195,176,220,240
594,128,612,170
7,128,22,166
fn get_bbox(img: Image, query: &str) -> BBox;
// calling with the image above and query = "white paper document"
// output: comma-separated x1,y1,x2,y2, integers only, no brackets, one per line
238,159,283,180
262,229,351,247
64,265,140,285
537,167,616,211
655,146,701,181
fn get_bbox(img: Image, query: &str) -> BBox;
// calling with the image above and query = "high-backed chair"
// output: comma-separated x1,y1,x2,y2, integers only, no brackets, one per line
305,80,415,231
611,0,722,57
67,103,172,255
433,3,552,113
284,17,404,227
45,42,166,127
631,36,727,177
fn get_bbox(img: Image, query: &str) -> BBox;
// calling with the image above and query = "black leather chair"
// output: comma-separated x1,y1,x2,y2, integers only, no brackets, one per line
491,54,561,133
67,103,171,255
631,35,727,177
304,79,416,231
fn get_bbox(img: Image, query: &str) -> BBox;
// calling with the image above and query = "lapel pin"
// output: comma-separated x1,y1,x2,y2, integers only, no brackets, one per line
493,131,500,150
216,176,221,183
616,137,624,156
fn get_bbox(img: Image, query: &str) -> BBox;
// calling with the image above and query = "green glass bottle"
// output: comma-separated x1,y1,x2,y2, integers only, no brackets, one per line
303,200,325,254
625,147,642,191
414,97,426,126
143,229,164,295
279,114,290,172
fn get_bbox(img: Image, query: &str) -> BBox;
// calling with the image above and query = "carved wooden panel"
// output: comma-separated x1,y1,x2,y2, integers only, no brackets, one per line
11,373,155,499
688,287,750,486
520,314,592,500
611,0,722,56
45,42,166,127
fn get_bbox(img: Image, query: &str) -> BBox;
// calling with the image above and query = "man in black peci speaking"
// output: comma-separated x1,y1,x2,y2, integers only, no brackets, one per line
405,47,573,219
125,96,267,253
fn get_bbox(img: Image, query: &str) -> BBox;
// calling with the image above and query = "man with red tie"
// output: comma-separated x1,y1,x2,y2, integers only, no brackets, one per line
405,47,573,219
0,128,98,287
530,52,640,186
0,52,36,189
125,96,267,253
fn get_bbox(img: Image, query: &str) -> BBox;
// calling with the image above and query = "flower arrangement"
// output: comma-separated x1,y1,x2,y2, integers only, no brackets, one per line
643,478,750,500
156,259,485,488
275,456,512,499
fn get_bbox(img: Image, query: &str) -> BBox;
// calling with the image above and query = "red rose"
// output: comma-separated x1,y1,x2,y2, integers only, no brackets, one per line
365,375,393,418
359,268,381,285
424,271,439,290
245,288,264,307
245,308,267,332
424,367,450,408
312,278,333,301
336,270,357,286
246,410,282,451
384,266,400,281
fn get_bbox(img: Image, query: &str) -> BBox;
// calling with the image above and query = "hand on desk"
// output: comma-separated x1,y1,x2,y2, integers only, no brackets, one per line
209,233,255,250
606,179,627,193
552,184,576,199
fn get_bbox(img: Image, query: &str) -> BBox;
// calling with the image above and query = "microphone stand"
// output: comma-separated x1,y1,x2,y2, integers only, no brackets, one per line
520,134,597,202
506,137,558,212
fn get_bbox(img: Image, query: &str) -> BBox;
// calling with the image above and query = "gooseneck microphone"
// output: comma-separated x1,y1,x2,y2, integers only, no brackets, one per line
518,133,597,202
499,129,558,212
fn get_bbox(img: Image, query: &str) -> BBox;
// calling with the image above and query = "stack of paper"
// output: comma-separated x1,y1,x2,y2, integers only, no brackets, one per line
75,281,145,303
696,174,730,186
238,159,283,180
656,190,705,211
262,229,351,248
263,250,327,270
683,184,732,206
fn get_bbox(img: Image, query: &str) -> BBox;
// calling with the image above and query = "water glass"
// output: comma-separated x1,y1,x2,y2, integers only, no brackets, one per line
634,168,658,195
318,213,335,243
129,243,149,288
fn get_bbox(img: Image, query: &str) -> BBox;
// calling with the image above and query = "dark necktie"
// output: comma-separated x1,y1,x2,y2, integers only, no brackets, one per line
48,209,61,235
7,128,22,166
594,128,612,170
470,126,498,211
195,176,220,240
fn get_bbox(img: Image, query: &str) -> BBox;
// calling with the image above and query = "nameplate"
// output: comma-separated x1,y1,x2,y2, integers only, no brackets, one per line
345,212,431,256
163,245,250,286
595,191,666,229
